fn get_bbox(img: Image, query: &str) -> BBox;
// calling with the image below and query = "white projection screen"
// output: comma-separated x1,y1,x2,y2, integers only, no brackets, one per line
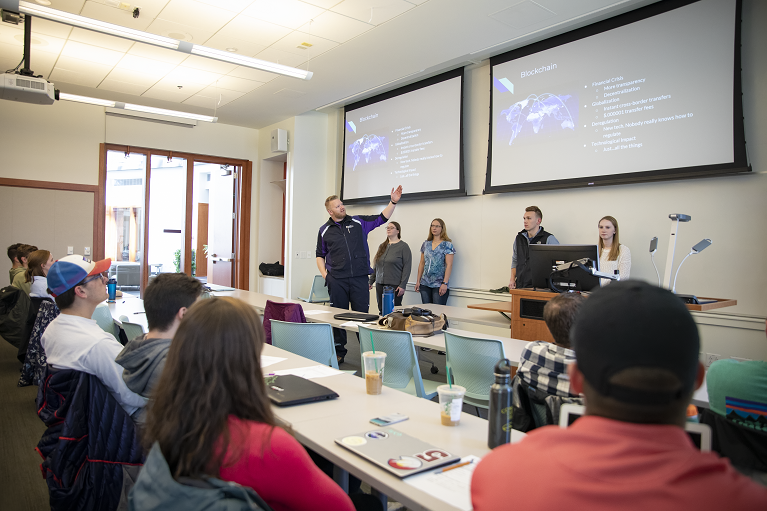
341,68,465,204
486,0,749,193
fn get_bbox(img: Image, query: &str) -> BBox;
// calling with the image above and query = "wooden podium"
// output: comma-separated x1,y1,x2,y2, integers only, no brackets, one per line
468,289,558,343
467,290,737,343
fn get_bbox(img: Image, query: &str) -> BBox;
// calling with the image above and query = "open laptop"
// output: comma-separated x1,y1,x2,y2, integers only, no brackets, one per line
335,427,460,478
264,375,339,406
558,403,712,451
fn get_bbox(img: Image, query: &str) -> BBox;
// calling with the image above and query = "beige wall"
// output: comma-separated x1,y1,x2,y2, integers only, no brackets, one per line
0,187,95,264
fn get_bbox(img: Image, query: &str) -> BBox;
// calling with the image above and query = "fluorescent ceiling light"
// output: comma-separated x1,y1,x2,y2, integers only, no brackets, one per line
58,92,217,122
15,1,313,80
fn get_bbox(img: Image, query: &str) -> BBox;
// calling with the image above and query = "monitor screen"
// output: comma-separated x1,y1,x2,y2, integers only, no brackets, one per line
341,68,465,204
486,0,748,193
529,245,600,292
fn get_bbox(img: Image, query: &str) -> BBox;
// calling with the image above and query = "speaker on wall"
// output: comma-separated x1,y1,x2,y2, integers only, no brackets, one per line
271,128,288,153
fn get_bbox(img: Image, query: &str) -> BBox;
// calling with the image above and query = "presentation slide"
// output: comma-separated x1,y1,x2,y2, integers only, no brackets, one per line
342,71,463,203
488,0,742,191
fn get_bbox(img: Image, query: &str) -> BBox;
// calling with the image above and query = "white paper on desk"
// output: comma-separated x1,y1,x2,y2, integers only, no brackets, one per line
261,355,287,368
404,455,481,511
271,365,342,379
303,310,334,316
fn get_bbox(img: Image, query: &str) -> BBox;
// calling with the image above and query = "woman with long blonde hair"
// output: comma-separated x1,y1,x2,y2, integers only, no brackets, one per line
598,216,631,286
415,218,455,304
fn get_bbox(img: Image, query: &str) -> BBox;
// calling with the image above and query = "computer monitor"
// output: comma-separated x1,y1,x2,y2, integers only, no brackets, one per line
529,244,600,292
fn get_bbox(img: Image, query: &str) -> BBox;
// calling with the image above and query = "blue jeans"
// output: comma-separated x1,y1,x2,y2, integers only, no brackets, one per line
419,285,449,305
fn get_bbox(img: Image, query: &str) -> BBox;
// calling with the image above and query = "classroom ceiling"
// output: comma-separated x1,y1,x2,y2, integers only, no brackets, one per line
0,0,657,129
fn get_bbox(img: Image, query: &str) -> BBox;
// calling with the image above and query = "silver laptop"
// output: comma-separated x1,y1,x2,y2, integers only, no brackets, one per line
335,427,460,478
558,403,711,451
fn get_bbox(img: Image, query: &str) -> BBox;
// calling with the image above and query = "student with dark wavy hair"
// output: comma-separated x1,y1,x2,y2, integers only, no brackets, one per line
132,297,356,511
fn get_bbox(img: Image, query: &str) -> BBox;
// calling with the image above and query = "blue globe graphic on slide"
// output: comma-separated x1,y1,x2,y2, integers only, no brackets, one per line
498,93,577,145
347,134,389,171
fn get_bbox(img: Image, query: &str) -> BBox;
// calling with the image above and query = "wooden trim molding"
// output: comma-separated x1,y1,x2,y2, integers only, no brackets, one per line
95,144,107,261
236,161,252,290
184,158,194,276
0,177,98,193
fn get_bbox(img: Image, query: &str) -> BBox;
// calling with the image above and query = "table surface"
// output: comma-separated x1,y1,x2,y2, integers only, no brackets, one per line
106,290,709,407
262,343,525,511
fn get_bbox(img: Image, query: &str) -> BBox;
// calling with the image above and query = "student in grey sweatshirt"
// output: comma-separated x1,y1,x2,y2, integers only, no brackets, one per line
369,221,412,314
115,272,202,423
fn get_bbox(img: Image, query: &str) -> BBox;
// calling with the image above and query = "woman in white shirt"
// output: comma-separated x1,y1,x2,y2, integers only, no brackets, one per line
26,250,55,299
598,216,631,286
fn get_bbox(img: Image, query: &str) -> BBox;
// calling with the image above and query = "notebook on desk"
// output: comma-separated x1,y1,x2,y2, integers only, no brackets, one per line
264,375,338,406
333,312,379,322
335,427,460,478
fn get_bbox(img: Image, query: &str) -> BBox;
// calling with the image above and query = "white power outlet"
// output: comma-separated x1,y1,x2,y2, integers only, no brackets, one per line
300,251,307,259
67,246,74,255
84,247,91,256
706,353,722,368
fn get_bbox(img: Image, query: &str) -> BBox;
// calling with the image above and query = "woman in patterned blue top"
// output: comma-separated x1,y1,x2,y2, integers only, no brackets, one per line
415,218,455,305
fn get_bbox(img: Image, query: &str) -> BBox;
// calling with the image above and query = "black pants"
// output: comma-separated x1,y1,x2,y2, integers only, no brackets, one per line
326,274,370,357
374,283,404,314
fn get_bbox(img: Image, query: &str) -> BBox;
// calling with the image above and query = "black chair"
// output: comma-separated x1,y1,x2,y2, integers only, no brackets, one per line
700,407,767,475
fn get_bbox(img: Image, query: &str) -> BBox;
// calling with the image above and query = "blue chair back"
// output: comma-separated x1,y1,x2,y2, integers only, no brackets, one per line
270,320,338,369
444,331,506,408
358,325,438,400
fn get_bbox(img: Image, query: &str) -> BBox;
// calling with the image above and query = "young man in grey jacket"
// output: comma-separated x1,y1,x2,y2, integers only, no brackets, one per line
115,272,202,422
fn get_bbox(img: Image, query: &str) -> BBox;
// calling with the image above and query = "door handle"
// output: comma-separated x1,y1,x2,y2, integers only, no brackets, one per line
210,257,233,262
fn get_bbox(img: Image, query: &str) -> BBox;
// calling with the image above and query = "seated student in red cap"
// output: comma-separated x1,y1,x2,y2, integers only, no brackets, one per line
471,281,767,510
42,255,147,417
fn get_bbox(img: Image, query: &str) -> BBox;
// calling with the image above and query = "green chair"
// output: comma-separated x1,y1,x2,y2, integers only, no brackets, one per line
118,315,146,343
444,331,506,413
92,303,119,341
358,325,440,400
270,320,339,369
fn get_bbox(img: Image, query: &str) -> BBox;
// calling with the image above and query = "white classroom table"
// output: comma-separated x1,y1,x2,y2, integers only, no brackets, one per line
262,343,526,511
107,290,710,408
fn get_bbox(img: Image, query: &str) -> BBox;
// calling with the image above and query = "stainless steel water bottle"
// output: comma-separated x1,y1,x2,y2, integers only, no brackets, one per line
488,358,513,449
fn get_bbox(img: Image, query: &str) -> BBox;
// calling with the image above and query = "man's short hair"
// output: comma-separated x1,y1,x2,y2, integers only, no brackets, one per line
144,273,203,332
571,281,700,423
543,293,585,348
53,280,83,310
525,206,542,220
16,244,38,262
324,195,339,210
7,243,22,263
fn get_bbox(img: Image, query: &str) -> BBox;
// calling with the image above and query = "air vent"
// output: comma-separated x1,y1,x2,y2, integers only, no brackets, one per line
16,78,45,90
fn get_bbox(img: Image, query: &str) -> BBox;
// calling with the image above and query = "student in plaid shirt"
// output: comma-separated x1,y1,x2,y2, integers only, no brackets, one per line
517,292,585,397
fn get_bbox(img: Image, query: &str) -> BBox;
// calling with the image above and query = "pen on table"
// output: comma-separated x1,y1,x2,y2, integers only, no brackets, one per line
441,460,473,473
133,311,145,314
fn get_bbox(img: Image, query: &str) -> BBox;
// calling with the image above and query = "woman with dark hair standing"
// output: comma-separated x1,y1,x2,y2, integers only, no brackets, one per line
369,222,411,314
598,215,631,286
415,218,455,305
133,297,355,511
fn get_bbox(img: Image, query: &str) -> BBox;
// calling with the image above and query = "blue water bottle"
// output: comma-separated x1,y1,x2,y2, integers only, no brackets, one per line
382,286,395,316
107,277,117,302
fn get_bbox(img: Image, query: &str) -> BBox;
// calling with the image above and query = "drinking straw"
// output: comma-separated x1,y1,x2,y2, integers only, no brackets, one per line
447,366,452,389
369,330,378,372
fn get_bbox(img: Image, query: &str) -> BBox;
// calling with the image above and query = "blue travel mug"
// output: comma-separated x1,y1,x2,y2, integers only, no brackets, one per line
107,277,117,302
382,286,395,316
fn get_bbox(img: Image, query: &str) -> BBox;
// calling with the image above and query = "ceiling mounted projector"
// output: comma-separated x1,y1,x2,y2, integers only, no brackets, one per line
0,72,55,105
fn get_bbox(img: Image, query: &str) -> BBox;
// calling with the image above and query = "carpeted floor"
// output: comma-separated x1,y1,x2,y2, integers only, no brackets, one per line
0,337,49,511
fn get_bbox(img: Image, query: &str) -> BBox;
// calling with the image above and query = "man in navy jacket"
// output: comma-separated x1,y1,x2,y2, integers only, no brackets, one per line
316,186,402,362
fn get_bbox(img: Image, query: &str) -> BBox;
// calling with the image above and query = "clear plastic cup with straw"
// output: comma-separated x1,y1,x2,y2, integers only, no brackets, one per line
363,352,386,395
438,368,465,426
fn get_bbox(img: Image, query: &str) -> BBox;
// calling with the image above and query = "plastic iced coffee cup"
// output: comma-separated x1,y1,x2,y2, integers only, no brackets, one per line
438,385,466,426
363,352,386,395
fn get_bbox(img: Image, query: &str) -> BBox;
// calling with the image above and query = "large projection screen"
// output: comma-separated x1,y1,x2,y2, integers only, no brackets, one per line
341,68,465,204
486,0,748,193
